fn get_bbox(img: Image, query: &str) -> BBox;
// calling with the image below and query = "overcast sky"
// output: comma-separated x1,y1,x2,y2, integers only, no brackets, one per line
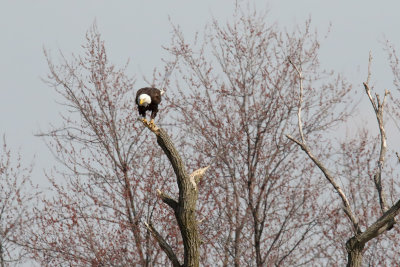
1,0,400,186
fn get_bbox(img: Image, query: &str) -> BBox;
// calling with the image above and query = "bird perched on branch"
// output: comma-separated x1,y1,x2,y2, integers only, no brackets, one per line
135,87,164,126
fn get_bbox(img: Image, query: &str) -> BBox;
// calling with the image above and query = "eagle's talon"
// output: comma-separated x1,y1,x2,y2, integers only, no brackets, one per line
150,119,155,126
141,118,148,124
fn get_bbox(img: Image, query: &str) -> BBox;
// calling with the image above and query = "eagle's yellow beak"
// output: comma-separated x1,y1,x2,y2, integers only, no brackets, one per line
139,99,144,105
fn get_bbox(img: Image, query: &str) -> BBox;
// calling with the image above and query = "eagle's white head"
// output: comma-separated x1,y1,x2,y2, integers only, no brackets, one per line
138,94,151,107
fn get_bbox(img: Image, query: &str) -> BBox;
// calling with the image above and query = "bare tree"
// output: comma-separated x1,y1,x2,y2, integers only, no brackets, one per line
287,52,400,266
24,4,400,267
25,22,209,266
157,7,353,266
28,25,181,266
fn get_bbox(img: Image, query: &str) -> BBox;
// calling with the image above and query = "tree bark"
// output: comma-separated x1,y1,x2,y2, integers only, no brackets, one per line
143,122,207,267
0,242,4,267
346,237,364,267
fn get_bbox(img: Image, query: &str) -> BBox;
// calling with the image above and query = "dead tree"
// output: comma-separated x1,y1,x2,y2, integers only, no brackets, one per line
287,54,400,267
143,121,208,267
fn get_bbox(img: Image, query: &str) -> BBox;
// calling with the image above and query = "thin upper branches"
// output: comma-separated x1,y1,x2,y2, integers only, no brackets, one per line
286,60,360,234
288,53,400,266
363,52,389,213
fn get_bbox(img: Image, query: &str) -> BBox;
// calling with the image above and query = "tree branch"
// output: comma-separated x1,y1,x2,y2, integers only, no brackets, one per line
288,57,306,143
363,54,389,213
144,221,181,267
347,197,400,255
286,135,360,233
287,60,361,234
358,198,399,243
157,189,178,211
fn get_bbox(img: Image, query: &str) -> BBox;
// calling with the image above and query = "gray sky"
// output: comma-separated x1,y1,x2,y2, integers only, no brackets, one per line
1,0,400,185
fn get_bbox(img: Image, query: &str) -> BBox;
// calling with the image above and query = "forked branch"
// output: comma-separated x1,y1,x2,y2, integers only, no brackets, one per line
288,54,400,267
286,60,360,233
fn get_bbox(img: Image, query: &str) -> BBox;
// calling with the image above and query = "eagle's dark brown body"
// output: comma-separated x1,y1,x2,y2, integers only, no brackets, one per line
135,87,163,120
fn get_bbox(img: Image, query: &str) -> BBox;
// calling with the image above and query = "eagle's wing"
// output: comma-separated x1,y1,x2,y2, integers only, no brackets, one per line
150,88,162,105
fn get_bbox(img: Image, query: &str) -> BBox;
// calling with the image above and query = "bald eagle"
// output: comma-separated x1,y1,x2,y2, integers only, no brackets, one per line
135,87,164,125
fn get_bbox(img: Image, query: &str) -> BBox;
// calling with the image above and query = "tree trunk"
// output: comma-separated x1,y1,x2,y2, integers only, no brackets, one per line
347,248,363,267
143,123,207,267
155,127,200,267
346,237,364,267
